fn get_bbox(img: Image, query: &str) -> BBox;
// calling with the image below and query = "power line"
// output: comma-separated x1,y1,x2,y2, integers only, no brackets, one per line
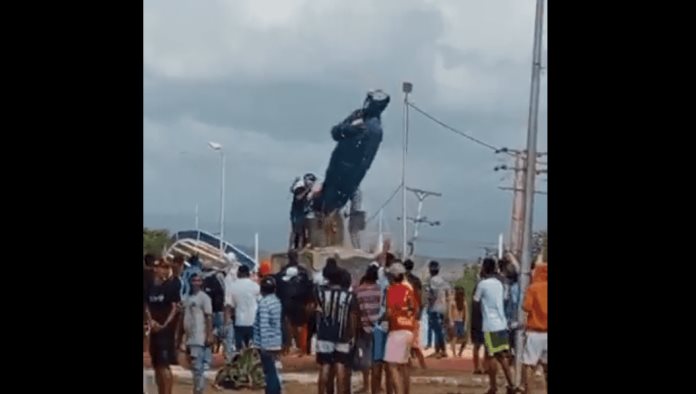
366,183,403,223
407,102,508,154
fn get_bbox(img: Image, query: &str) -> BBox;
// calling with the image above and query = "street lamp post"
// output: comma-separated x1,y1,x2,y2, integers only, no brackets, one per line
401,82,413,258
208,141,225,255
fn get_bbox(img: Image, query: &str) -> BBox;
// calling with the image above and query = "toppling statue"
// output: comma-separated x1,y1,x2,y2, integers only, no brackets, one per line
287,90,388,249
307,90,388,247
315,89,389,215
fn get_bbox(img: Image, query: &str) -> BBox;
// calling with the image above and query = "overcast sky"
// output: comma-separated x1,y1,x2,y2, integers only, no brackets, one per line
143,0,548,258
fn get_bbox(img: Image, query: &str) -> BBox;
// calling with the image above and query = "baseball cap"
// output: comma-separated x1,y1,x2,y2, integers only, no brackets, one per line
388,262,406,275
283,266,299,281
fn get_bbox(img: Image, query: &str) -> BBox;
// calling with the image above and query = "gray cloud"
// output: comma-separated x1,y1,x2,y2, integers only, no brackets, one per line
144,0,547,258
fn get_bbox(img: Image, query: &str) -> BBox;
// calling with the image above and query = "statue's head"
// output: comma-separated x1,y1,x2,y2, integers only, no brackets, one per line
362,89,390,118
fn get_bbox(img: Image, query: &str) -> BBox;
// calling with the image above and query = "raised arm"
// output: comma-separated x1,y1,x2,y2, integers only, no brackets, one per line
331,110,366,141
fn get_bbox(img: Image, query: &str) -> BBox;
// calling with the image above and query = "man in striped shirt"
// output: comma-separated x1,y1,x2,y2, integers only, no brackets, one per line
254,276,283,394
355,265,382,394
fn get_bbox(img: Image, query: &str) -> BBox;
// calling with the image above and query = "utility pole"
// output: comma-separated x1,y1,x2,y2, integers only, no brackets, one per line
397,187,441,257
495,150,547,259
515,0,545,386
510,153,525,259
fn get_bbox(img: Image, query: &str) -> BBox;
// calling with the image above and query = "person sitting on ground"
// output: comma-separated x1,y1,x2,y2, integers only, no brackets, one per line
383,262,418,394
183,273,213,394
520,263,548,393
254,276,284,394
474,258,520,394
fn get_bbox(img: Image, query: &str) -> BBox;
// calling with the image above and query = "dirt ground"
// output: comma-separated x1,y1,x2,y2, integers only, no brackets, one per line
144,347,546,394
143,354,545,394
147,378,546,394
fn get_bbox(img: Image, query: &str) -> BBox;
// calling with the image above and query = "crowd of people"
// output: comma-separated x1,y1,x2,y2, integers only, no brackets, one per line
143,245,547,394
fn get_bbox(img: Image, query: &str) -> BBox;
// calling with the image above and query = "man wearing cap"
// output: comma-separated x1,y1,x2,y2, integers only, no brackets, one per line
228,265,260,349
383,262,418,394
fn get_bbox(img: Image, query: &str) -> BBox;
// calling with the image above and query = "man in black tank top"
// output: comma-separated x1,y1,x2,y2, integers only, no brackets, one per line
315,263,358,394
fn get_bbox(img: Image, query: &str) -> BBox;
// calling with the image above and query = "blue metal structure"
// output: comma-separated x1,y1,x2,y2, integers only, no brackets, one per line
167,229,257,270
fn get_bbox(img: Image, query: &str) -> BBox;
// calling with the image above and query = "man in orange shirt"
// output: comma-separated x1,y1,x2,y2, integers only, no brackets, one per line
384,262,418,394
521,263,548,393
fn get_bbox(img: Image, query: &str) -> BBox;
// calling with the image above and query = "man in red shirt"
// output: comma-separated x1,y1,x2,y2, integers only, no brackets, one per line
384,262,418,394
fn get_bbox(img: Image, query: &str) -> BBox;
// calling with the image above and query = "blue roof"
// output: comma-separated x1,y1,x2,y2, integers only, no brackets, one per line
169,229,257,270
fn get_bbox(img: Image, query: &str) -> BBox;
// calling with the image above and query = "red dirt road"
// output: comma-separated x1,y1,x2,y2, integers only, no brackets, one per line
143,351,475,375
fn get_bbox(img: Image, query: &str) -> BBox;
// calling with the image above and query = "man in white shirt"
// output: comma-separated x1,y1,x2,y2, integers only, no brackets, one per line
473,258,519,394
228,265,260,350
426,261,450,358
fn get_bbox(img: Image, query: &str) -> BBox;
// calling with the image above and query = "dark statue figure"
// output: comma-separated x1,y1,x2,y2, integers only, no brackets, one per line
315,90,389,215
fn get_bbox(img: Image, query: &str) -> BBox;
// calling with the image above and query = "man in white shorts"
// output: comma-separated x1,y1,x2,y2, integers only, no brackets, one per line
384,262,418,394
521,264,547,393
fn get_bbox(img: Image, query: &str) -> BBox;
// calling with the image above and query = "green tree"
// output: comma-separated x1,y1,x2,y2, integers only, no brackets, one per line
143,227,171,256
